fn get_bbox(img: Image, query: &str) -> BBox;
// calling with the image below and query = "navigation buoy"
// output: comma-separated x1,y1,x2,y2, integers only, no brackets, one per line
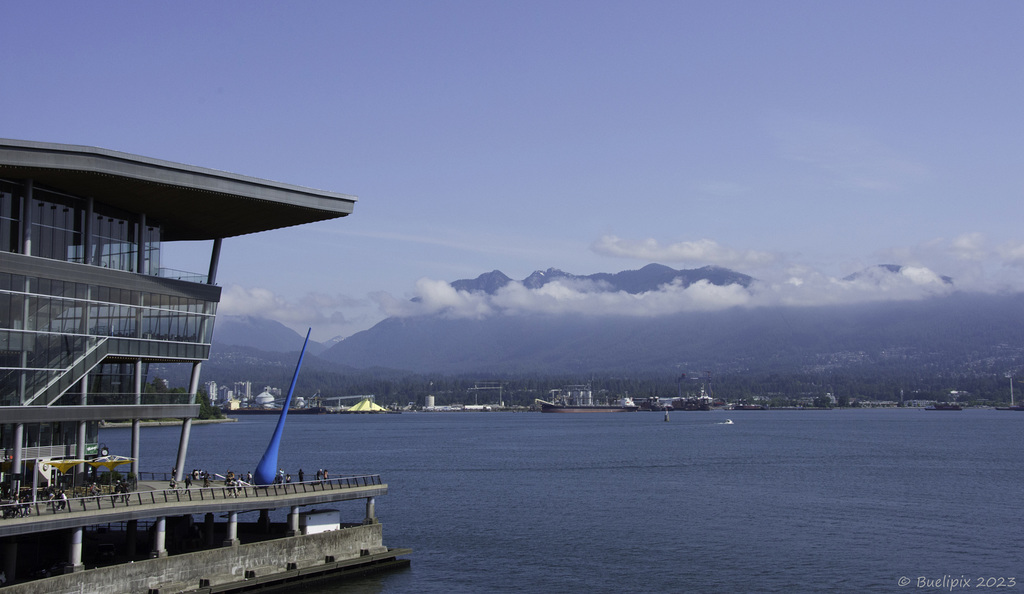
664,410,670,422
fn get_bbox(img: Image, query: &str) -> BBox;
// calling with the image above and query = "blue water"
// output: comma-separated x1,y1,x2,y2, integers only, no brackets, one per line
101,410,1024,592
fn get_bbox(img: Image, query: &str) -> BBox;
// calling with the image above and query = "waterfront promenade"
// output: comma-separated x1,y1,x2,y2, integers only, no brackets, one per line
0,474,400,593
0,475,386,539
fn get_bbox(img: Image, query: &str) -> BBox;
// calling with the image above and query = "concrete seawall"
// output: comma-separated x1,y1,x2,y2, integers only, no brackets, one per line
3,524,403,594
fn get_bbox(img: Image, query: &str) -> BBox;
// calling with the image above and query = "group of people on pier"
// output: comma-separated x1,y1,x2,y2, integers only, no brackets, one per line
1,479,132,518
162,467,335,493
270,467,331,485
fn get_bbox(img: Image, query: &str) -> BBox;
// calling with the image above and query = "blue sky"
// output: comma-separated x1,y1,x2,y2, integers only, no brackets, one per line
3,2,1022,341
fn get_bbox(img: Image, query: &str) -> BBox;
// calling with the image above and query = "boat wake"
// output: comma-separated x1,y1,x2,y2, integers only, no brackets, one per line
718,419,734,425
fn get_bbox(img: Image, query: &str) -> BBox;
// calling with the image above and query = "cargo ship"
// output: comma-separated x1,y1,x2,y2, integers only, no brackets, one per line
539,401,639,413
226,406,328,415
538,384,639,413
925,403,962,411
730,402,767,410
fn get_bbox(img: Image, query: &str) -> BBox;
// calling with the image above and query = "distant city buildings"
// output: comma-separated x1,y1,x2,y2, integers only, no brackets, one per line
204,380,217,404
234,380,252,403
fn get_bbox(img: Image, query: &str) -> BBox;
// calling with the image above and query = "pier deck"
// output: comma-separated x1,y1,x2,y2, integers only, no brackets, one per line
0,476,386,538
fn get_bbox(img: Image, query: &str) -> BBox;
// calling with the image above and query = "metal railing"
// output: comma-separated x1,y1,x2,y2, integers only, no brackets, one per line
156,267,208,284
0,474,383,520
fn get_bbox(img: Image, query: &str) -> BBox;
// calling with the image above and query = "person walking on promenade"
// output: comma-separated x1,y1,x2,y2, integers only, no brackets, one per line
113,481,127,504
298,469,304,483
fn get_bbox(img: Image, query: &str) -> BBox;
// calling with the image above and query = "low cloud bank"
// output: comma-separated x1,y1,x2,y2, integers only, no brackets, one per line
221,233,1024,337
220,285,371,340
375,264,958,320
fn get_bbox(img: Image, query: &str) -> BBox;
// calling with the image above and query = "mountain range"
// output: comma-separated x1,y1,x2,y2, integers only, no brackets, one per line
204,264,1024,380
447,263,754,294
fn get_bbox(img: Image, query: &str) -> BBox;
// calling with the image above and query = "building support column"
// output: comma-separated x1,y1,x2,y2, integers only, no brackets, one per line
83,196,94,265
18,278,29,407
208,238,222,285
364,496,377,525
224,511,239,547
11,424,23,497
78,310,91,486
173,419,191,484
136,212,146,275
174,362,202,481
130,420,140,479
20,179,32,255
131,359,142,477
77,418,88,485
134,359,143,405
287,506,300,536
30,459,39,502
69,527,84,571
151,517,167,558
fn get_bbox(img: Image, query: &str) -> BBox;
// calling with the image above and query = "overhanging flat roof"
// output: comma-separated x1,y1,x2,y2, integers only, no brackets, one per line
0,139,356,241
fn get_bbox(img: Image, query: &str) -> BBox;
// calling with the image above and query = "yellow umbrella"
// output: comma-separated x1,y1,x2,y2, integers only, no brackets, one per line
47,459,89,473
88,455,133,471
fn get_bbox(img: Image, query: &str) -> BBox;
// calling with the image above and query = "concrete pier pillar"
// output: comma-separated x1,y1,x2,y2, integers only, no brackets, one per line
126,520,137,557
287,506,300,536
223,511,239,547
258,509,271,533
69,527,84,571
204,513,215,547
151,517,167,558
3,540,17,583
364,496,377,524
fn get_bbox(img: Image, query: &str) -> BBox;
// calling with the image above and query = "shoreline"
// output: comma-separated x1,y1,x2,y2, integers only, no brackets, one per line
99,417,238,428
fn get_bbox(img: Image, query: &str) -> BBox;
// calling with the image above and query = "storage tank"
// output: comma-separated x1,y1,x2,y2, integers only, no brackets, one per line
254,391,275,407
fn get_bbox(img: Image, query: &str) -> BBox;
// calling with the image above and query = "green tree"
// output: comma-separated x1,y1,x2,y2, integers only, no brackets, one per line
196,389,223,420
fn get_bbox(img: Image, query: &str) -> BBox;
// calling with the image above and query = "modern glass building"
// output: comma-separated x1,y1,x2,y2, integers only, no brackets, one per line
0,138,356,496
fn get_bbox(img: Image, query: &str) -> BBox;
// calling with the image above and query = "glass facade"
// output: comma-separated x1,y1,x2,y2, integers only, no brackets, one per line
0,421,97,459
0,187,20,254
1,180,162,275
0,176,218,463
